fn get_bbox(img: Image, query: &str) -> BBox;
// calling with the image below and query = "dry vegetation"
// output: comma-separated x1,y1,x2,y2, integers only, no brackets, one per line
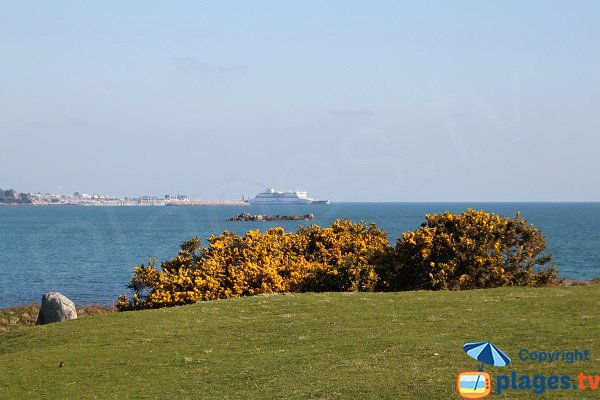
0,304,115,333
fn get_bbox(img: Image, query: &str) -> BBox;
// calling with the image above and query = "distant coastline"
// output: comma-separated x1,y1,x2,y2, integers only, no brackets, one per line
0,188,247,206
0,201,249,206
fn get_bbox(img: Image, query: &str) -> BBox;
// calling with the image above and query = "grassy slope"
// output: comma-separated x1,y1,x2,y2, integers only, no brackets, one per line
0,286,598,399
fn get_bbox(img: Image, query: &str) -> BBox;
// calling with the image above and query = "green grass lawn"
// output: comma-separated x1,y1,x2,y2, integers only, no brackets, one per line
1,286,599,399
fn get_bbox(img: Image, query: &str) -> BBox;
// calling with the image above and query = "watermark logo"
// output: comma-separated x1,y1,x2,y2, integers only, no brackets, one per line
457,341,510,399
456,341,597,397
456,371,491,399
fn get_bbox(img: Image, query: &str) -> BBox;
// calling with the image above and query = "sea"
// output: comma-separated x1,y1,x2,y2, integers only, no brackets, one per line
1,203,599,308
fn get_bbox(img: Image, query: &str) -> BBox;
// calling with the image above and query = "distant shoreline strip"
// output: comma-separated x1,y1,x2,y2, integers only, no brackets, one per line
0,201,249,206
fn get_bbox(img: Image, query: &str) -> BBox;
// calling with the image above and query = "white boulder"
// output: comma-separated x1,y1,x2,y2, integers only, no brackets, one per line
36,292,78,325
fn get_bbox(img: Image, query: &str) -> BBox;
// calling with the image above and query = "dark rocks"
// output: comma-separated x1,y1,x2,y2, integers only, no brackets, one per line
228,212,315,222
36,292,78,325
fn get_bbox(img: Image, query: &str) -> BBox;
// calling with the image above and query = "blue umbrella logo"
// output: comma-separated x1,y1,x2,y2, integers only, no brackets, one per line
463,341,511,371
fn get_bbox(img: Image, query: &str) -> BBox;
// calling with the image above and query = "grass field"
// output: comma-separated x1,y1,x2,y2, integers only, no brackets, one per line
1,286,599,399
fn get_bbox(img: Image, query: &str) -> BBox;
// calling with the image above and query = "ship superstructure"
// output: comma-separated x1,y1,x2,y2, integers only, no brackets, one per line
248,188,329,205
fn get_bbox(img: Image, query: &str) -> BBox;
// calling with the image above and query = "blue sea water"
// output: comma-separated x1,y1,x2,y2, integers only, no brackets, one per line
1,203,599,308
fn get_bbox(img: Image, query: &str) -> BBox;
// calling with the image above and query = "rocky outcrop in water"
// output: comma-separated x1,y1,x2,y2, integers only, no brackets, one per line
228,212,315,222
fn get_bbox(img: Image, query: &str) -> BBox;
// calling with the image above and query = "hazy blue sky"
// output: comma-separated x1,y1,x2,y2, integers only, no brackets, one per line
2,1,599,201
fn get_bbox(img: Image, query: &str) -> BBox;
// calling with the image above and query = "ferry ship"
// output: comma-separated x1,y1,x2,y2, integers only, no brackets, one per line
248,188,329,205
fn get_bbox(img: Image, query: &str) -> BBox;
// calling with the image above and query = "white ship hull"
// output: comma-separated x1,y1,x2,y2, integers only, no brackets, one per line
248,188,328,205
249,197,314,205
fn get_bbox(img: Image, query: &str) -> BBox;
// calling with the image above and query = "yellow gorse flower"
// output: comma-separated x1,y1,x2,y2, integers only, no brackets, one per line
117,212,559,311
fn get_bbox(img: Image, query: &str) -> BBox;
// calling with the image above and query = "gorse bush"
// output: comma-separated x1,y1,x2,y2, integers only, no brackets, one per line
381,209,558,291
298,220,390,292
117,220,390,310
117,212,560,311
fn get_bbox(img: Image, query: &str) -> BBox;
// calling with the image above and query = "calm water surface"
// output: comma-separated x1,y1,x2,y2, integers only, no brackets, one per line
1,203,599,307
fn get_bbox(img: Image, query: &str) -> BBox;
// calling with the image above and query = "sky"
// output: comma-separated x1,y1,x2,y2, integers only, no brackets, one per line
1,1,599,201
